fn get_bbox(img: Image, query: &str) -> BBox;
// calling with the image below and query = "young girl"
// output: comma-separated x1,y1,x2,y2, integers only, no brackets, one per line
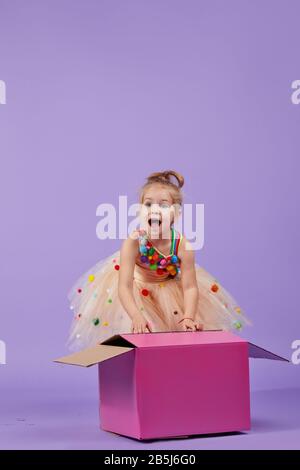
68,170,250,349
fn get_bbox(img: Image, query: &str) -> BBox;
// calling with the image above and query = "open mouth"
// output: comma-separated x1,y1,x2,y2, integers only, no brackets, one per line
148,216,162,227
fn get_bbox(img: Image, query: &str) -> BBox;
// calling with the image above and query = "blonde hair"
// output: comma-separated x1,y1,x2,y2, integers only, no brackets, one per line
139,170,184,206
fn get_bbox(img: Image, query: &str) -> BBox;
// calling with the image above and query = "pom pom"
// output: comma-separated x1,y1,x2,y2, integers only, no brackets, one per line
149,247,155,255
140,255,148,263
141,288,149,296
149,263,158,270
159,259,167,266
93,318,100,326
235,307,241,314
114,264,120,271
107,298,112,303
171,255,178,264
103,321,109,326
77,288,82,294
140,246,148,254
88,274,95,282
211,283,219,293
233,321,242,330
157,268,165,275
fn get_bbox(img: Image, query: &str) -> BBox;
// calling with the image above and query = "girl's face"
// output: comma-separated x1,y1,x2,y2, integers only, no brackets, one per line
140,184,176,239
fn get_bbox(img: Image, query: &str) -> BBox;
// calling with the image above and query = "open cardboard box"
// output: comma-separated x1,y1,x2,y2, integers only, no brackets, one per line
55,330,288,440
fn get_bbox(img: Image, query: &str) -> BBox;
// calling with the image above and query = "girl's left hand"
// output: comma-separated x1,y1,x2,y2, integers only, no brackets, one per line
180,318,203,331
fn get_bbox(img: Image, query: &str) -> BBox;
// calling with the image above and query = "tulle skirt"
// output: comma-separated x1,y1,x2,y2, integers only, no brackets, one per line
67,250,251,350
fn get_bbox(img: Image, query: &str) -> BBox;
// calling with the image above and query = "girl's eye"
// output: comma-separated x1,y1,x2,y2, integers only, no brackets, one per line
143,201,170,209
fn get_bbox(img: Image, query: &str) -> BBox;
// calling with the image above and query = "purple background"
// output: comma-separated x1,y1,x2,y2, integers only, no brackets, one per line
0,0,299,449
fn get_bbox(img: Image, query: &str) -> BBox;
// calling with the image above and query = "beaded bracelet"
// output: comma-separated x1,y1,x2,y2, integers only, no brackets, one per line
178,317,195,324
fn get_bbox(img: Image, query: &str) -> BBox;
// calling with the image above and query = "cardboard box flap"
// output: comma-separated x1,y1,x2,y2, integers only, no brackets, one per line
54,344,133,367
248,343,289,362
119,330,245,348
100,334,137,347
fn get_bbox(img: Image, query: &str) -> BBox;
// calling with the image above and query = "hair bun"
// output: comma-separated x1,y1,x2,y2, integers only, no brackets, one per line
146,170,184,189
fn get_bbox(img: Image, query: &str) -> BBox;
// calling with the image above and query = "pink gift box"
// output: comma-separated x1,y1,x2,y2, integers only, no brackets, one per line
55,330,288,440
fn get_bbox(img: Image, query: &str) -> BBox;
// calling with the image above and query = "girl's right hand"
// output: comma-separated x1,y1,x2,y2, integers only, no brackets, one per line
131,313,152,334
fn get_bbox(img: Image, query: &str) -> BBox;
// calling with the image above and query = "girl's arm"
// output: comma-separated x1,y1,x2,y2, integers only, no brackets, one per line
118,231,152,333
179,237,202,331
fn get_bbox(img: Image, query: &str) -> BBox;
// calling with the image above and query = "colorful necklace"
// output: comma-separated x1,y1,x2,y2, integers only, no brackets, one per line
138,227,181,277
